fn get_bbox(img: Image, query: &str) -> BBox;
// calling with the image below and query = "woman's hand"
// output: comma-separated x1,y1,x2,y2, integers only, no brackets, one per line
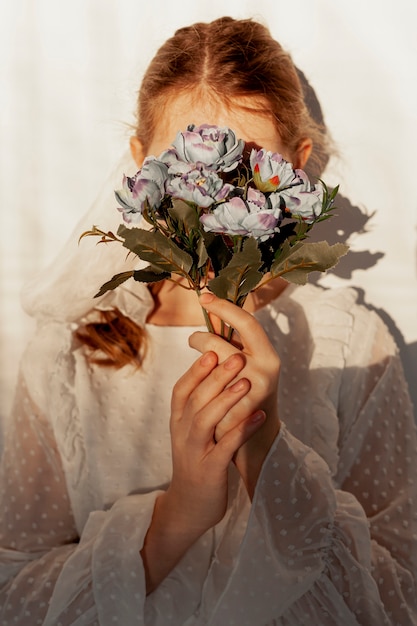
167,347,266,531
189,292,282,497
141,347,265,593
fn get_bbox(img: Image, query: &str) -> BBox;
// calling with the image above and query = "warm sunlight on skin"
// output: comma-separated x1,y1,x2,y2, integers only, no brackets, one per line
130,91,311,170
130,91,312,326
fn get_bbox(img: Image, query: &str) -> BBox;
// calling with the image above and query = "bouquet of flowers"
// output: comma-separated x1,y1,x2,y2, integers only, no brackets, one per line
82,124,348,339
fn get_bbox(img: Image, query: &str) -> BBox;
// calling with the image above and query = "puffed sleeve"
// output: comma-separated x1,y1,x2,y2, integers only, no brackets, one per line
0,369,81,623
0,328,213,626
0,354,155,625
193,308,417,625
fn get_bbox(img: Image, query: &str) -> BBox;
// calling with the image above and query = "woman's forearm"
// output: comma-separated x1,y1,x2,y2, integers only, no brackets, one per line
140,490,208,595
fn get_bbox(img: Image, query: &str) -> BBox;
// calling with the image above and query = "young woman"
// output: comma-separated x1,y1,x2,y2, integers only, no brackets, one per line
1,16,416,626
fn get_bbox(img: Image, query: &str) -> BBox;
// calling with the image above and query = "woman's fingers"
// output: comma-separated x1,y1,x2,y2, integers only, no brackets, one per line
171,350,218,417
171,350,249,434
187,375,252,446
197,292,276,358
213,409,266,461
185,353,246,420
172,351,244,414
189,330,236,362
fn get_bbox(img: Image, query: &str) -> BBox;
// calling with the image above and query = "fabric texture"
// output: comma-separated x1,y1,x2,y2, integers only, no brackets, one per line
20,151,154,325
1,280,416,625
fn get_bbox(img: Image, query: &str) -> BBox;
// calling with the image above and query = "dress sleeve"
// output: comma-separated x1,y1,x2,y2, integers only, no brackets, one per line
0,369,158,625
196,311,417,625
0,370,82,623
1,330,214,626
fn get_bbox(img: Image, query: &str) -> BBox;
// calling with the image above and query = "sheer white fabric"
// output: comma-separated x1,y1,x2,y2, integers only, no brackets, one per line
1,282,416,625
20,151,151,325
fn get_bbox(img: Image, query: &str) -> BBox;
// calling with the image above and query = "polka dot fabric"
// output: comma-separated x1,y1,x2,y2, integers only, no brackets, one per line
1,284,416,625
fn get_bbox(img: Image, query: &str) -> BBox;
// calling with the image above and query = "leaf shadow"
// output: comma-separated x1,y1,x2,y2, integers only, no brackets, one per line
297,68,385,279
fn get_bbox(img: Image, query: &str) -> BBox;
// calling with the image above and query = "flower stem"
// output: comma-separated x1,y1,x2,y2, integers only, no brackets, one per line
196,287,215,334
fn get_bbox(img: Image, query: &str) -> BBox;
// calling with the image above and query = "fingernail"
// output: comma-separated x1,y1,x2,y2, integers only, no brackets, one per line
199,292,215,304
230,378,247,392
251,410,265,423
200,352,215,366
224,354,243,370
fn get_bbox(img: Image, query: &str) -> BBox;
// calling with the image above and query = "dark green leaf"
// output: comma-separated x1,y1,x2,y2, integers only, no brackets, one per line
168,198,200,232
196,236,208,268
272,239,303,266
203,231,233,274
258,223,297,271
271,241,349,284
94,271,134,297
132,267,171,283
117,225,193,276
318,181,340,218
293,220,310,239
208,237,263,302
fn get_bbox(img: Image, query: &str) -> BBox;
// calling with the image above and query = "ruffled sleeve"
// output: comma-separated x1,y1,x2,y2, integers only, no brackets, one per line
0,371,213,626
43,493,158,625
0,319,215,625
194,291,417,625
0,368,153,625
0,328,161,625
0,367,80,623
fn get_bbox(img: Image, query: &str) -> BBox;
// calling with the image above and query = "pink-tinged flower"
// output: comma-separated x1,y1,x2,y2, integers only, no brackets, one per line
250,148,297,192
279,169,324,223
165,124,244,172
281,188,323,223
246,186,268,207
166,165,234,208
200,194,282,242
115,157,169,223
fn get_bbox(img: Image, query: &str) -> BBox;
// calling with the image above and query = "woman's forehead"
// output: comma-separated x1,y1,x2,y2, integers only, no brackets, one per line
147,92,287,157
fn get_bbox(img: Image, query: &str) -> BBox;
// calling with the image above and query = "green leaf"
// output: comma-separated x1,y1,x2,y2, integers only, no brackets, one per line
293,219,310,239
196,236,208,268
117,224,193,277
94,271,134,297
318,181,340,219
132,267,171,283
272,239,302,266
208,237,263,303
203,231,233,274
168,198,200,232
271,241,349,285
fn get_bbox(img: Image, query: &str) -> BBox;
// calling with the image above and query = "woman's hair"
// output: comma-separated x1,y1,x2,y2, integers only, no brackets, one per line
135,16,332,178
79,16,333,368
75,309,147,369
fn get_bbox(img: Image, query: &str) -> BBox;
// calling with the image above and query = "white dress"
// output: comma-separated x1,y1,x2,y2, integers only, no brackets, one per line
0,282,416,625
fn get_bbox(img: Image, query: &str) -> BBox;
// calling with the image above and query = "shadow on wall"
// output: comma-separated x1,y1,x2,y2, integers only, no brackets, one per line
357,291,417,420
299,69,416,420
309,199,416,418
308,193,385,279
299,67,385,280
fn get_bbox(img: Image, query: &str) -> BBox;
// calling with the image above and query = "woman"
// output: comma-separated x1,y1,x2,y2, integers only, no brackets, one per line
1,16,416,625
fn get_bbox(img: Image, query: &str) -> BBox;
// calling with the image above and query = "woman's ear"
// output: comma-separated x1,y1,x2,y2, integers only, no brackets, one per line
130,136,146,167
294,138,313,170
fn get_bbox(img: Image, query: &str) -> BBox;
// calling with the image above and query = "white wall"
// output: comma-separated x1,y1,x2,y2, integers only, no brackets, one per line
1,0,416,424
